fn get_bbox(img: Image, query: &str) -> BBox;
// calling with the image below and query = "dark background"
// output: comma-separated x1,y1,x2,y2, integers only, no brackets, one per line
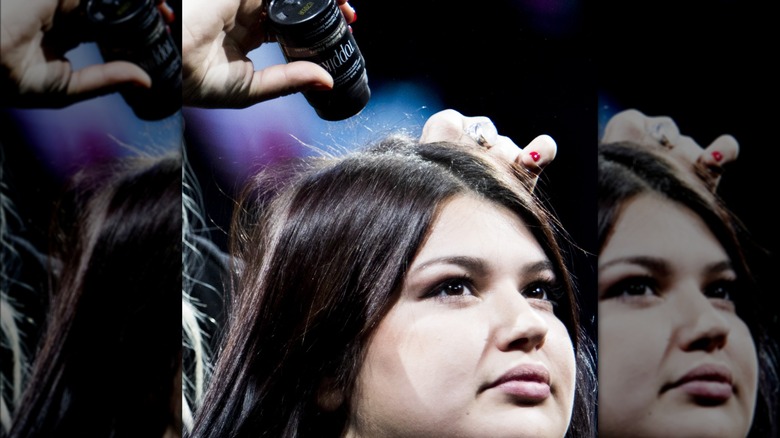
598,0,778,341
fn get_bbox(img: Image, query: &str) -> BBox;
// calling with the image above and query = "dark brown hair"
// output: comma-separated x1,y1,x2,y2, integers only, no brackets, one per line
8,152,183,438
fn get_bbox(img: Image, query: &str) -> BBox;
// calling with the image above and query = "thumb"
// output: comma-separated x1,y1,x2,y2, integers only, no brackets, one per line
66,60,152,103
247,61,334,104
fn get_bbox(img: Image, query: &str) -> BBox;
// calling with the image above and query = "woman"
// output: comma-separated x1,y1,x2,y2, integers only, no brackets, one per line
7,151,183,438
188,111,596,437
597,113,778,437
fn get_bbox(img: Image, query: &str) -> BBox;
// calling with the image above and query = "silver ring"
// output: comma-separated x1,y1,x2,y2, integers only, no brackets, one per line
465,121,496,148
658,134,673,149
650,122,674,150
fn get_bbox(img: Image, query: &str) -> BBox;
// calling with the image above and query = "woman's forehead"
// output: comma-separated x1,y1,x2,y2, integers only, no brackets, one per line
413,195,548,270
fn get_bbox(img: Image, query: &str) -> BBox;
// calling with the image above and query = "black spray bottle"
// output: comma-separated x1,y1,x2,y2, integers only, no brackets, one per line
86,0,182,120
267,0,370,121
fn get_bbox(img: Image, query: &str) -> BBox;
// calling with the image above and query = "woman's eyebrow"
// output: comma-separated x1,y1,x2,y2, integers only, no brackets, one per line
599,256,733,277
409,256,488,276
599,256,670,276
705,260,734,275
524,260,555,277
409,257,554,277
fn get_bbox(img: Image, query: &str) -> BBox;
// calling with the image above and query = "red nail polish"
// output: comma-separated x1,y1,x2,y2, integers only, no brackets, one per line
530,151,541,162
712,151,723,162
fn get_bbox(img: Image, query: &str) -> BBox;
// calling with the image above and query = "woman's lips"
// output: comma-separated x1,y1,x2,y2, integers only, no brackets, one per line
484,363,551,403
494,380,551,402
663,363,734,404
675,380,733,403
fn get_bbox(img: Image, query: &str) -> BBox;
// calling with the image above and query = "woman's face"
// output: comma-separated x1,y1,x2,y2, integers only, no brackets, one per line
346,195,576,438
598,194,758,437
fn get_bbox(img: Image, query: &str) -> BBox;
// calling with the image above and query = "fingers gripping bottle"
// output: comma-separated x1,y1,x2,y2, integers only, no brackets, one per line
86,0,182,120
268,0,370,121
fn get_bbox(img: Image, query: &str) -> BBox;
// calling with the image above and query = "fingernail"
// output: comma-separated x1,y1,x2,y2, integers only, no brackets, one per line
348,4,357,23
158,3,175,23
348,25,353,33
712,151,723,162
529,151,541,162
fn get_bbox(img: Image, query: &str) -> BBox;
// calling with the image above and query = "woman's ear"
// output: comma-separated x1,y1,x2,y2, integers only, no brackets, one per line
317,377,345,412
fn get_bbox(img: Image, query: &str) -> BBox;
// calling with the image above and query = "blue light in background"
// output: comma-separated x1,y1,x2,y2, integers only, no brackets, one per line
4,42,183,181
598,92,622,141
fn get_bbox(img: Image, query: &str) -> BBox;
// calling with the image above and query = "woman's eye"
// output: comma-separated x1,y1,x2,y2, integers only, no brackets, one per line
704,280,735,301
522,282,551,301
522,281,563,310
427,278,475,299
604,276,657,299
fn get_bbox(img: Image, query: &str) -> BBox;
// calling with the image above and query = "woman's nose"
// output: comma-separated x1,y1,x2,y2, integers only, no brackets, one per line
673,285,731,353
493,288,550,352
